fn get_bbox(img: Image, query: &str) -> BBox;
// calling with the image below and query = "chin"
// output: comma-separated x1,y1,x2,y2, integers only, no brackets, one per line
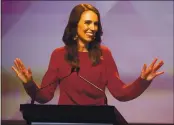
85,38,93,43
86,40,93,43
80,37,94,43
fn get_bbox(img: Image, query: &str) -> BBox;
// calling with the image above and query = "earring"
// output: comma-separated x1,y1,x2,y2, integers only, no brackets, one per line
74,35,78,40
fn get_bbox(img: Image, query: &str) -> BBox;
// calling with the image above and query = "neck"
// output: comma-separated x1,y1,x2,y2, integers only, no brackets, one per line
78,40,89,52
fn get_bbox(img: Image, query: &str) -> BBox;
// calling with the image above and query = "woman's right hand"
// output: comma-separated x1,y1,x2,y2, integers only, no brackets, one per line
12,58,33,83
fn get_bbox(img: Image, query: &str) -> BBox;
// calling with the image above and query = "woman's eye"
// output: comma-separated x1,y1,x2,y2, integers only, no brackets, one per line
85,20,91,24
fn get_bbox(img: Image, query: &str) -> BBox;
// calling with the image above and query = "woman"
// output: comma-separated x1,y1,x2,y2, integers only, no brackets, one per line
12,4,164,105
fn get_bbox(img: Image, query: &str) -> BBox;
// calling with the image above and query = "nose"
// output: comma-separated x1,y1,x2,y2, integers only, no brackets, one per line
89,23,95,31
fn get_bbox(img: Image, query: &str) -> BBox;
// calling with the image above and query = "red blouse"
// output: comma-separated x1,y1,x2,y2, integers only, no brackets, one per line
24,45,151,105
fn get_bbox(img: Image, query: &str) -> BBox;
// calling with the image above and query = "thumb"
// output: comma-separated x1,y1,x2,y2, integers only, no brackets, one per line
141,64,147,79
28,67,32,74
141,64,146,73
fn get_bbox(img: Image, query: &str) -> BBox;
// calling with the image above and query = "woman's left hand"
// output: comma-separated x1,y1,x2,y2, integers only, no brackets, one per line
141,58,164,81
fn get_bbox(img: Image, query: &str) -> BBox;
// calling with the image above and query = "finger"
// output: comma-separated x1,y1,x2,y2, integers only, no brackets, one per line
142,64,147,72
16,58,25,70
141,64,148,79
14,59,21,71
21,69,28,78
12,66,19,74
149,58,158,69
144,63,152,74
145,58,158,75
18,58,26,70
143,64,147,71
28,67,32,74
155,71,164,77
153,60,164,72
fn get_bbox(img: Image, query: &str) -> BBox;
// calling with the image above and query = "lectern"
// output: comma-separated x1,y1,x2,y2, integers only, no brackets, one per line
20,104,128,125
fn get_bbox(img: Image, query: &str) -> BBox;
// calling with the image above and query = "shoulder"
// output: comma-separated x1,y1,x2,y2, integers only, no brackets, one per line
100,45,118,69
50,46,66,58
53,46,65,53
100,45,112,55
100,45,115,62
52,46,66,54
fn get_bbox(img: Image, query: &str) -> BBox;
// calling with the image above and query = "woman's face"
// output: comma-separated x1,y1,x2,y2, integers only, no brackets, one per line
77,10,99,43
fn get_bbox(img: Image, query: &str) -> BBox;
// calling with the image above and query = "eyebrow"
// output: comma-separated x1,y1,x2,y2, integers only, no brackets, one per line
84,20,98,23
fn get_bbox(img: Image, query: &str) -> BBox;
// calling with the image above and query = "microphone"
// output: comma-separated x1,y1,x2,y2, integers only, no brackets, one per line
74,67,108,105
31,67,76,104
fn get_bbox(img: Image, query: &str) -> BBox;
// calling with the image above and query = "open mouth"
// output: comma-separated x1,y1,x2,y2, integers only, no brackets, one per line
86,32,94,37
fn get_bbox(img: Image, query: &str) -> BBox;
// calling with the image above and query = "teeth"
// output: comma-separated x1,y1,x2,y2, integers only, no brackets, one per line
86,33,93,36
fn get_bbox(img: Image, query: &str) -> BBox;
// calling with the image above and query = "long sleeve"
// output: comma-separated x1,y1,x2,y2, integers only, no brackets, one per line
105,48,152,102
23,49,60,103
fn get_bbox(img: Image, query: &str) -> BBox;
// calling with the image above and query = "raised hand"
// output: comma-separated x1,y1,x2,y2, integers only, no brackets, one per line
141,58,164,81
12,58,32,83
